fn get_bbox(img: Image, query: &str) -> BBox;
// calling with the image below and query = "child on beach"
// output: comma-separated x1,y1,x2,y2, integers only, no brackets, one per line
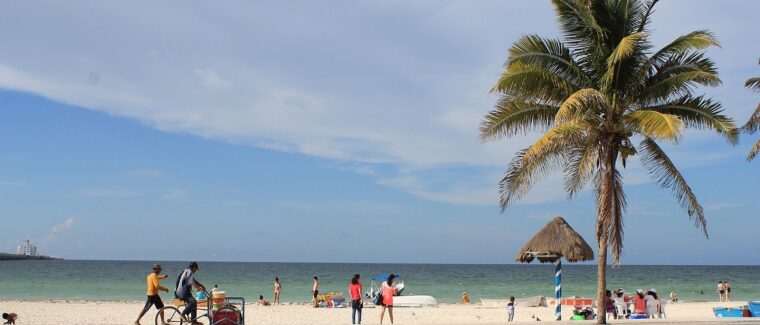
462,292,470,304
2,313,17,325
258,295,271,306
506,296,515,322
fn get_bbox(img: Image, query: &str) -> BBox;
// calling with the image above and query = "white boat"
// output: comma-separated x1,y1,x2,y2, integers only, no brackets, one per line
366,273,438,308
392,295,439,308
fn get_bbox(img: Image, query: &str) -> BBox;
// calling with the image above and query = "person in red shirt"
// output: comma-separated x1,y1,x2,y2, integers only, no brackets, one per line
633,289,647,314
380,275,397,324
348,274,363,324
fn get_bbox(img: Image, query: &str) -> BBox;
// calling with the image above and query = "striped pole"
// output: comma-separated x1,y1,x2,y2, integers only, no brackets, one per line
555,259,562,321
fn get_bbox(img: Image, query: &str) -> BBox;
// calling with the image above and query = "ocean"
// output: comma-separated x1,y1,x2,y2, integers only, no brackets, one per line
0,260,757,303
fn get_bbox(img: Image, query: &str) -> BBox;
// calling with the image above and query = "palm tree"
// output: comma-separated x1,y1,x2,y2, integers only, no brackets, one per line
742,58,760,160
479,0,736,322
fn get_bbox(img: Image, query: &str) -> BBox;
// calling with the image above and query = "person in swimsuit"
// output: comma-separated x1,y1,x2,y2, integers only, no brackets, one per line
258,295,271,306
274,277,281,305
724,281,731,302
135,264,169,325
717,281,725,302
312,276,319,305
380,274,397,324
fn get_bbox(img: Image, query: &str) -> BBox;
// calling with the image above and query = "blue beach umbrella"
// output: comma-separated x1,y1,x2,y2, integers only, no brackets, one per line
515,216,594,321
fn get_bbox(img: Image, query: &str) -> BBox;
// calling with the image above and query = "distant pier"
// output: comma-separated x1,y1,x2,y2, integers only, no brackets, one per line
0,252,61,261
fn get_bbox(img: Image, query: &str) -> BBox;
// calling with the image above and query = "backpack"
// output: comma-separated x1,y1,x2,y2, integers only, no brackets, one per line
174,270,189,299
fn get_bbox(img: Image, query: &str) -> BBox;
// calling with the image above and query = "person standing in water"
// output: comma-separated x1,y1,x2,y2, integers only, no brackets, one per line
349,274,363,324
724,281,731,302
273,277,281,305
312,276,319,304
380,275,397,324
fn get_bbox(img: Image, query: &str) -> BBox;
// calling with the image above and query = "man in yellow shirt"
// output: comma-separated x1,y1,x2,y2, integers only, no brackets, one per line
135,264,169,325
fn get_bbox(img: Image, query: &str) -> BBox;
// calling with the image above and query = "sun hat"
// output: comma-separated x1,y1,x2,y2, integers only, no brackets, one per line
636,289,644,294
650,288,657,293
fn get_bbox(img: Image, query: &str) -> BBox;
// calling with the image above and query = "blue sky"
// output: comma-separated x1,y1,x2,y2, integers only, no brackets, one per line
1,1,759,264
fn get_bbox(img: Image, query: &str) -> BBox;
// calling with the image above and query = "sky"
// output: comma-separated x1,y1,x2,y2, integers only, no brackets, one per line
1,1,759,264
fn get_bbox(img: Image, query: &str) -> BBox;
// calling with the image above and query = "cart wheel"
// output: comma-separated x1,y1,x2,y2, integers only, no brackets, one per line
156,306,184,325
211,307,242,325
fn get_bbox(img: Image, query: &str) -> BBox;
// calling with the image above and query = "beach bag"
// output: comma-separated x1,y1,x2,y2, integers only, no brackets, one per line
174,272,183,298
373,293,383,306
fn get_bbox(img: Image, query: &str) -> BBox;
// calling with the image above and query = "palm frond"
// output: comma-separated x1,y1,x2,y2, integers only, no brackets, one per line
499,124,585,210
564,136,600,198
649,30,720,66
748,139,760,161
480,97,559,141
555,88,608,124
625,110,684,142
635,0,658,33
551,0,604,50
741,103,760,135
507,35,591,87
491,62,579,103
639,138,707,236
594,163,626,265
640,52,721,104
643,95,737,143
606,32,646,69
747,77,760,92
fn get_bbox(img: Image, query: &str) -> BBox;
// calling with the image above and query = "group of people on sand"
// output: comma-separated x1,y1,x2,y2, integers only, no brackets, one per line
717,280,732,302
605,288,667,320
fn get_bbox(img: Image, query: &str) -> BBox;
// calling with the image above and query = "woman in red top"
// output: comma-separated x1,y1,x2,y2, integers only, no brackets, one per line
380,274,397,324
348,274,363,324
633,289,647,314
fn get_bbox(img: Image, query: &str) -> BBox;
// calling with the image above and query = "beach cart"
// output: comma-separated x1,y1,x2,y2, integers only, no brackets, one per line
156,290,246,325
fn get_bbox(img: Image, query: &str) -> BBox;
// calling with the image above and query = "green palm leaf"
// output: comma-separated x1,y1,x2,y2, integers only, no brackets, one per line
639,138,707,235
643,95,737,143
480,97,559,140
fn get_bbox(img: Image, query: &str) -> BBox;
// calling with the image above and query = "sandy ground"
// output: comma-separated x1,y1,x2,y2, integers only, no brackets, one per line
1,300,758,324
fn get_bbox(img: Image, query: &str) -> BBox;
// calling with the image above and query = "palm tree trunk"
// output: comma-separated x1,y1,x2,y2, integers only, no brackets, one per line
596,141,619,324
596,239,608,324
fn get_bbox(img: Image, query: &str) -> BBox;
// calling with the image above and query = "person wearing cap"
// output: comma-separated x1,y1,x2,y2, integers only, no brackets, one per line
613,289,629,318
633,289,647,315
135,264,169,325
176,262,207,325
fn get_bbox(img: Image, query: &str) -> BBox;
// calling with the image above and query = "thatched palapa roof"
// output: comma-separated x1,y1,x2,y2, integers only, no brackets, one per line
515,216,594,263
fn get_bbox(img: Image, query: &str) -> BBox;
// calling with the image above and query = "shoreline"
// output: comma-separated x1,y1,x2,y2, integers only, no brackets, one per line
1,300,753,324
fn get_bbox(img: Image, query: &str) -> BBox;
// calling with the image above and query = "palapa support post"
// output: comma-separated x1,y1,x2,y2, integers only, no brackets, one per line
554,259,562,321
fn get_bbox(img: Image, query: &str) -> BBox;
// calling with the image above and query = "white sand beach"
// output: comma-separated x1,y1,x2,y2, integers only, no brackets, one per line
1,300,755,324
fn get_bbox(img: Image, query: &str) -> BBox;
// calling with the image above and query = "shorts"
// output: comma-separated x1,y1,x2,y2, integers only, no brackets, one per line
727,288,731,293
382,303,393,307
719,290,725,294
313,290,319,299
143,295,165,310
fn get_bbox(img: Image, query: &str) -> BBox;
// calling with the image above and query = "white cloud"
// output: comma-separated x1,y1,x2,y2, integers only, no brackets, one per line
0,1,754,206
126,169,164,178
44,217,75,244
194,68,231,90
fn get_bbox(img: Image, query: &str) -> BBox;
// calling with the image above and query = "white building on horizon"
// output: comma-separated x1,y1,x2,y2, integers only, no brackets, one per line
17,239,37,256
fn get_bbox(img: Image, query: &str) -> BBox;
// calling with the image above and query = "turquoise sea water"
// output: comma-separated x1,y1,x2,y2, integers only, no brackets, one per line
0,260,757,303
